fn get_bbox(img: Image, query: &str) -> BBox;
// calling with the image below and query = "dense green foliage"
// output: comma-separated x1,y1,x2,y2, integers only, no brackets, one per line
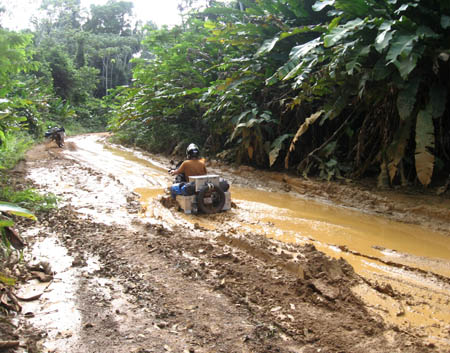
0,0,449,188
112,0,450,187
0,0,145,169
32,0,143,132
0,1,145,232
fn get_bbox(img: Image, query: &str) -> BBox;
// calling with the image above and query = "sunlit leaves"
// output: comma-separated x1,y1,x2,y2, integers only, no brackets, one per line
323,18,365,47
312,0,335,12
394,2,418,15
386,34,418,65
256,37,281,56
375,21,394,53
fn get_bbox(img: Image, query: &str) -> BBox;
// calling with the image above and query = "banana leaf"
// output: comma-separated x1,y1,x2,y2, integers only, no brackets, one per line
0,202,37,221
269,134,292,167
415,103,435,186
285,111,324,168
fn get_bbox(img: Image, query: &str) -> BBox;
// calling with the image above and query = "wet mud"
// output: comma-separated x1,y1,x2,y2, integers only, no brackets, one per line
3,133,450,352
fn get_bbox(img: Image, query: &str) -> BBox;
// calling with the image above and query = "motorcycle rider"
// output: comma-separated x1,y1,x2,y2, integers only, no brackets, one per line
169,143,207,181
45,126,65,148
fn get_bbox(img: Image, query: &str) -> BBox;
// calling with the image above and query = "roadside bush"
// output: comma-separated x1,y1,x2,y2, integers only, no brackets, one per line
0,185,57,213
0,132,33,170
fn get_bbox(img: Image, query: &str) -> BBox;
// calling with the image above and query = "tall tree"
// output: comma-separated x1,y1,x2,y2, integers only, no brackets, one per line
83,0,133,36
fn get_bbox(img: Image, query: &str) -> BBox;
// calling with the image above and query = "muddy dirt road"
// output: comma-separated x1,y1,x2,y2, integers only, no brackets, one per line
7,134,450,352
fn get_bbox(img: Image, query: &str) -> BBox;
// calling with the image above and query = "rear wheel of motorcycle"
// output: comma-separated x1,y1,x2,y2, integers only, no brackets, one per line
197,184,225,214
56,135,64,148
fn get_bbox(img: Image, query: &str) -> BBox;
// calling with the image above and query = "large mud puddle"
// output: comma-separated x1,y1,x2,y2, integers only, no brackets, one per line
63,135,450,346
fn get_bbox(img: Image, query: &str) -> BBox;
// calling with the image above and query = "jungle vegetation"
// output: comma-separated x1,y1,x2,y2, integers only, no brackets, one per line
111,0,450,188
0,0,147,174
0,0,449,189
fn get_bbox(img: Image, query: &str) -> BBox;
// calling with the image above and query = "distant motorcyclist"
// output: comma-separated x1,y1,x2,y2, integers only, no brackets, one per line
45,126,65,148
169,143,207,182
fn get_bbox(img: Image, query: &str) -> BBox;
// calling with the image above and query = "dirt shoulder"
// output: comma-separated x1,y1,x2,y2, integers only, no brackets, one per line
2,138,447,352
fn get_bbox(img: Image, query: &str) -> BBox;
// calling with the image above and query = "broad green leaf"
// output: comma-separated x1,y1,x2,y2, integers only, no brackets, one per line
286,0,309,17
415,103,435,187
284,61,305,81
324,18,365,47
394,53,419,79
290,38,322,61
335,0,369,16
397,78,419,120
234,110,251,124
345,44,371,75
312,0,335,12
386,34,418,64
269,134,292,167
375,22,395,53
0,111,10,119
325,158,337,168
394,3,418,15
279,26,321,41
0,202,37,221
256,37,280,56
328,16,342,30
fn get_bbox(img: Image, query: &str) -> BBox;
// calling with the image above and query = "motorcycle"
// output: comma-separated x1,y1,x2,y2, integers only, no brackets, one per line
45,127,65,148
168,161,231,214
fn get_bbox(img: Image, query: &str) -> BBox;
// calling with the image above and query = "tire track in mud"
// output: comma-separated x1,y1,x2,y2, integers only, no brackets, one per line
336,246,450,286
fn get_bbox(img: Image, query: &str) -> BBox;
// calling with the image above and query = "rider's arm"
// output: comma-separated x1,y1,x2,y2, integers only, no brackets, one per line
171,161,186,175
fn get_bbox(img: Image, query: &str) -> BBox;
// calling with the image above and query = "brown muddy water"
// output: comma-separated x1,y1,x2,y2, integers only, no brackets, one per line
33,135,450,348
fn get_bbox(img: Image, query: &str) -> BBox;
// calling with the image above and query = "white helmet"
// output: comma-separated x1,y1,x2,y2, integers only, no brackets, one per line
186,143,199,158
